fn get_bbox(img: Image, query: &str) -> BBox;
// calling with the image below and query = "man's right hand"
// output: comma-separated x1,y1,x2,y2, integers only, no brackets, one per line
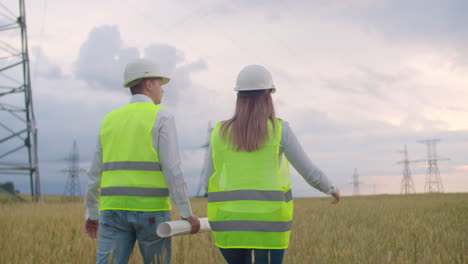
182,215,200,234
85,219,99,239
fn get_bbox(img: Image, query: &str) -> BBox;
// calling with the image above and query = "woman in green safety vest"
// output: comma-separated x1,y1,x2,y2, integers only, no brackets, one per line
204,64,341,264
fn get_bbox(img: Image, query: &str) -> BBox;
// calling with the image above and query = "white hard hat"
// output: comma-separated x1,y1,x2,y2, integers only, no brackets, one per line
234,64,276,93
123,59,170,88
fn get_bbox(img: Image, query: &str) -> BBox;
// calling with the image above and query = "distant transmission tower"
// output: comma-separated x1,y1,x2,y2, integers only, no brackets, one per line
0,0,41,201
418,139,449,193
61,140,85,199
352,168,362,196
397,144,416,194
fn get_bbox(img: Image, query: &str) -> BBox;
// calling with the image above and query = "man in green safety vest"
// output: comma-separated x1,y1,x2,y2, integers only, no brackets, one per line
85,59,200,264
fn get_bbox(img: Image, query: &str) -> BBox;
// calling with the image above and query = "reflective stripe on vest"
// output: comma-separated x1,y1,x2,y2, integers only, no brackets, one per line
210,220,293,232
101,187,169,197
102,161,162,171
208,119,293,249
208,189,292,203
99,103,171,212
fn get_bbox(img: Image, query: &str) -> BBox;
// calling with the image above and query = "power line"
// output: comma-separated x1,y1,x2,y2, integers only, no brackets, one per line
0,39,22,55
0,71,23,85
0,54,21,60
0,2,17,19
0,12,16,23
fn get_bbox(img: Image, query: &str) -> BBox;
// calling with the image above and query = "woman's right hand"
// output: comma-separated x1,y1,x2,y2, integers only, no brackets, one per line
331,189,340,204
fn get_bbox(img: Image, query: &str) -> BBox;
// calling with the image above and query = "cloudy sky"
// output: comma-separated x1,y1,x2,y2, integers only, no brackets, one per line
1,0,467,197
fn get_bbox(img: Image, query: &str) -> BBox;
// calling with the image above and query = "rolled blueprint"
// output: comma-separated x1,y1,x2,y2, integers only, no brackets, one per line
157,217,211,237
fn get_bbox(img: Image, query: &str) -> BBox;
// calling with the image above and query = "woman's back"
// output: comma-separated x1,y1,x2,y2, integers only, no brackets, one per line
208,118,294,249
205,64,339,264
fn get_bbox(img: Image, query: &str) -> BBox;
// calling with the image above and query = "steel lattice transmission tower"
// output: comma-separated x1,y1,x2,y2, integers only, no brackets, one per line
352,168,361,196
397,144,416,194
0,0,41,201
62,140,85,199
418,139,449,193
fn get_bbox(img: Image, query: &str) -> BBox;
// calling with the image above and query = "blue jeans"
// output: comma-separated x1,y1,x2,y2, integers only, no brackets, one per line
219,248,286,264
97,210,171,264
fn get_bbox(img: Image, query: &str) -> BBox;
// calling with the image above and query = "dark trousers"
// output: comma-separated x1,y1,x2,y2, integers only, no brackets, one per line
219,248,285,264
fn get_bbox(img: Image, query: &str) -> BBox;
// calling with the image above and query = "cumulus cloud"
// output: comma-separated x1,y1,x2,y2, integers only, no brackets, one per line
10,24,212,195
68,26,215,189
73,25,208,107
74,25,129,89
31,46,64,79
143,44,208,107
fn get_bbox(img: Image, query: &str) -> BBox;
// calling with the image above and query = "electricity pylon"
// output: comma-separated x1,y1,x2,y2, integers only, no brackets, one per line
0,0,41,201
352,168,362,196
61,140,85,200
417,139,449,193
397,144,416,194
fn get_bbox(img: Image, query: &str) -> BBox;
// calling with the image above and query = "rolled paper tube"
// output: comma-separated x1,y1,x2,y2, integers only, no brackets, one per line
157,217,211,237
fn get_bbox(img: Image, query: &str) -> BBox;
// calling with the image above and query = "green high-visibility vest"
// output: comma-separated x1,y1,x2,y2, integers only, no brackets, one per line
208,119,293,249
99,102,171,212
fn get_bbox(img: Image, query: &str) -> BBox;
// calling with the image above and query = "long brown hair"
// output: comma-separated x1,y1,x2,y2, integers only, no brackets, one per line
221,91,276,152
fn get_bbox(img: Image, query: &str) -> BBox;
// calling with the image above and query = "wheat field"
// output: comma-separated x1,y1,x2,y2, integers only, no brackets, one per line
0,193,467,264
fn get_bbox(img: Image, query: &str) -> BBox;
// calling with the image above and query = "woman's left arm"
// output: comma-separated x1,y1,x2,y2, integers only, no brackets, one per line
281,121,337,195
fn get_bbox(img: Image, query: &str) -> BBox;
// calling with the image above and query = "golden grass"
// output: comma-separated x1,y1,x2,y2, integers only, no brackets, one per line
0,193,467,263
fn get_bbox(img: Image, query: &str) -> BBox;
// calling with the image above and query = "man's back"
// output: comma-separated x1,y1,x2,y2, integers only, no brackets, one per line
99,102,171,212
85,59,200,264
